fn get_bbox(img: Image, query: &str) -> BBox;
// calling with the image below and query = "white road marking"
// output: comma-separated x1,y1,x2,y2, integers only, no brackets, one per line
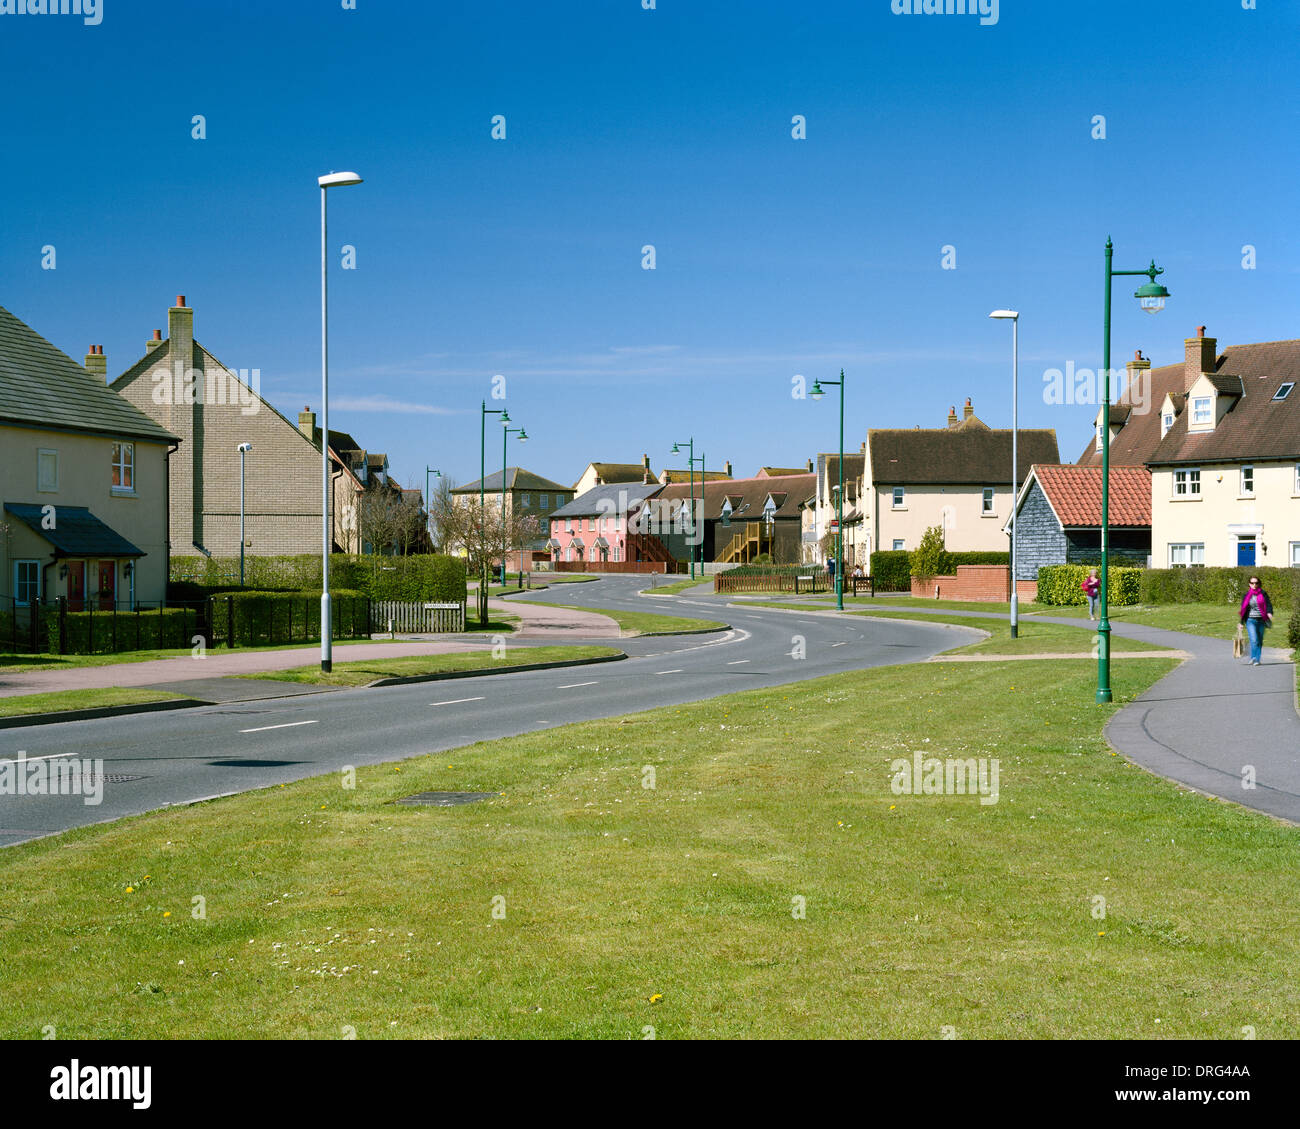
655,669,684,675
430,696,486,706
240,720,319,733
727,660,750,665
557,681,598,689
831,642,848,648
7,750,79,764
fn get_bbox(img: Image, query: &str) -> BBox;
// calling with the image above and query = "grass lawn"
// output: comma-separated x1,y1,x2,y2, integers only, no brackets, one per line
854,612,1169,656
6,655,1300,1038
524,601,727,637
0,638,385,676
0,687,184,719
236,646,624,688
647,577,715,596
1046,601,1262,641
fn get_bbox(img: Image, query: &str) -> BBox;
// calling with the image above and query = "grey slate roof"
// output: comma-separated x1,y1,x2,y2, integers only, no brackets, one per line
453,467,573,494
4,503,145,557
0,305,178,444
552,482,663,517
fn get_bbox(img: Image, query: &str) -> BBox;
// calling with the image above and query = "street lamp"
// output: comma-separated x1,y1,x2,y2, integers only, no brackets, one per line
809,370,846,610
989,310,1019,638
425,467,442,551
318,169,363,673
671,440,702,579
478,401,509,625
502,425,528,584
1097,239,1170,703
237,442,253,587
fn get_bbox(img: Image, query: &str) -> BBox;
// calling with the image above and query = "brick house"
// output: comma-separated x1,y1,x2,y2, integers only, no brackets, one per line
1077,328,1300,569
572,457,657,497
1007,464,1152,597
452,467,575,570
0,304,177,609
547,482,668,568
111,296,376,562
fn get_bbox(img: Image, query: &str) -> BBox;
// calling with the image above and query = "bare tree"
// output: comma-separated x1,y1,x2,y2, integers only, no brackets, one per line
430,489,543,625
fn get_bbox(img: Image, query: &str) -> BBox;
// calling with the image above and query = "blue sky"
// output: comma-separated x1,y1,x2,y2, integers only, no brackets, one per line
3,0,1297,490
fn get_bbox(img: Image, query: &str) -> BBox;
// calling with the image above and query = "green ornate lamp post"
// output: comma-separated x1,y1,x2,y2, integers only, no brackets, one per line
1097,239,1170,703
502,425,528,583
810,370,846,611
671,440,700,578
425,466,441,550
478,402,509,625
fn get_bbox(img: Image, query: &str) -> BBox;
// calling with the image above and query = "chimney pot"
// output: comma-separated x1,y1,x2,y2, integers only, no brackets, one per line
1197,325,1206,337
153,330,162,341
176,295,186,307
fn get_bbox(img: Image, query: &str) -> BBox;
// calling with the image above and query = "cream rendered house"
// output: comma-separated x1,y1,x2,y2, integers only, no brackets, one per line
0,305,177,610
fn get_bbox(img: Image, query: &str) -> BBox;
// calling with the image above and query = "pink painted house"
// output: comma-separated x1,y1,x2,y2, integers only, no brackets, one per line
546,483,669,569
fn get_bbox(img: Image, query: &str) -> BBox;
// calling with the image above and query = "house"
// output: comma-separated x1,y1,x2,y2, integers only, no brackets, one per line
1007,464,1152,596
451,468,575,570
812,451,867,568
0,304,178,610
1077,328,1300,569
757,462,815,478
572,456,657,497
653,472,816,565
658,462,733,486
111,296,378,562
546,483,668,569
867,398,1059,558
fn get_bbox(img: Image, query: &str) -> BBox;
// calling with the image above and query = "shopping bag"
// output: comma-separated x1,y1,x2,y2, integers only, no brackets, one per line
1233,624,1245,659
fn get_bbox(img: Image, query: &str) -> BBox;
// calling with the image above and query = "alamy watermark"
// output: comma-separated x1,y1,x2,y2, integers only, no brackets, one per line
1042,363,1151,413
0,0,102,25
891,0,999,27
0,752,104,806
151,359,262,416
890,752,1000,805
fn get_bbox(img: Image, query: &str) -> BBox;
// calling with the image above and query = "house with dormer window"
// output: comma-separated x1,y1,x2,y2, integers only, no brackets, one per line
1077,327,1300,568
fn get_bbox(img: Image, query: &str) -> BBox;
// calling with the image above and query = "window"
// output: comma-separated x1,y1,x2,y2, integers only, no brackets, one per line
1191,397,1213,426
1240,466,1254,496
540,494,549,509
555,495,565,509
1292,543,1300,568
37,448,59,492
1168,543,1205,567
1095,420,1103,451
1274,383,1294,401
1173,469,1201,498
588,517,595,532
892,539,905,551
521,493,531,507
1161,412,1174,438
982,487,995,514
565,519,572,532
892,487,905,509
13,560,39,606
111,442,134,492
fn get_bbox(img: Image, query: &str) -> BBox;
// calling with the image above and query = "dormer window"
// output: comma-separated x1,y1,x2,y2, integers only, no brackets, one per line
1161,411,1174,438
1191,396,1213,426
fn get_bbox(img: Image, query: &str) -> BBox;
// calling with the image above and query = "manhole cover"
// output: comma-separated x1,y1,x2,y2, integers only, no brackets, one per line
98,773,148,784
394,791,496,807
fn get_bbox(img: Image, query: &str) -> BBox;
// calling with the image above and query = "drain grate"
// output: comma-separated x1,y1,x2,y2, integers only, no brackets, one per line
394,791,496,807
96,773,148,784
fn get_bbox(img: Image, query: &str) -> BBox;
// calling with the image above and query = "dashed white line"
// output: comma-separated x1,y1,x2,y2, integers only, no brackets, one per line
655,669,684,675
430,697,486,706
831,642,848,648
557,681,598,689
727,660,750,665
240,720,319,733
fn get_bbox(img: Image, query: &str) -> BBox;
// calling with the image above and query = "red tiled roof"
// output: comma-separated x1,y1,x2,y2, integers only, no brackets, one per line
1032,464,1151,528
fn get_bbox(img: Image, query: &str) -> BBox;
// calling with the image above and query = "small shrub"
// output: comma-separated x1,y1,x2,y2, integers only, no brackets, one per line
910,526,947,584
870,551,911,592
1037,564,1141,607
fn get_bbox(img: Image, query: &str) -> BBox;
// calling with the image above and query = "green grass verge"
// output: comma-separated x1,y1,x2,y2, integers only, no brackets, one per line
860,612,1168,656
524,602,726,637
647,577,715,596
8,656,1300,1038
0,687,184,719
236,646,624,688
0,638,383,675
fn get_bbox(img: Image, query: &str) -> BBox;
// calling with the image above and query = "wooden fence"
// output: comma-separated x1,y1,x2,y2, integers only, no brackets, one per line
370,600,466,633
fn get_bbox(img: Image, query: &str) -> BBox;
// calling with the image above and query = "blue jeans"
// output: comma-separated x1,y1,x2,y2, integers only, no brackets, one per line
1246,618,1265,663
1087,595,1098,618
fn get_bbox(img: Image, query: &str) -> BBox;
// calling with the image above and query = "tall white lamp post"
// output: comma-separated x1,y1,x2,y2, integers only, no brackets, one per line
237,442,253,586
989,310,1020,637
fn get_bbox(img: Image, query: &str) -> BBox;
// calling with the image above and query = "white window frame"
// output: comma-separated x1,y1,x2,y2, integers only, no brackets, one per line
892,487,905,509
556,495,565,509
540,494,549,510
1161,412,1173,438
111,441,135,494
1274,383,1294,401
521,493,531,507
37,448,58,492
1191,396,1213,427
892,539,905,551
1291,542,1300,568
13,559,40,606
565,518,572,533
1240,465,1254,497
1168,542,1205,568
1173,468,1201,498
981,487,995,514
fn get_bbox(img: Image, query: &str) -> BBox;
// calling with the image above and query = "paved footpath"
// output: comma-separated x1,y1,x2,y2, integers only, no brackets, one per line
753,600,1299,824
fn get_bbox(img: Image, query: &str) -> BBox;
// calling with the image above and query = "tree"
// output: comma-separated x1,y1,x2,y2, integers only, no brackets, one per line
357,481,424,557
910,524,948,585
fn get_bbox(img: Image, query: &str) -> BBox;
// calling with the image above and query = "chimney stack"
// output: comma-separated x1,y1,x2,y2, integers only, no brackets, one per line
1125,349,1151,402
962,397,974,421
807,458,814,473
84,344,107,381
168,295,193,374
1184,327,1217,392
299,405,317,439
146,328,164,353
724,460,733,478
947,405,959,428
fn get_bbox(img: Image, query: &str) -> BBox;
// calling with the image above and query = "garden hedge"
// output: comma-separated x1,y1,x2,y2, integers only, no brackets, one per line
172,554,467,604
209,589,370,647
869,551,912,592
1139,566,1299,607
1037,564,1141,607
49,607,203,655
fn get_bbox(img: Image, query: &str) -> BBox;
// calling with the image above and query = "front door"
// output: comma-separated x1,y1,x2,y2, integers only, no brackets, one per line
1237,538,1257,567
98,560,116,609
65,560,86,611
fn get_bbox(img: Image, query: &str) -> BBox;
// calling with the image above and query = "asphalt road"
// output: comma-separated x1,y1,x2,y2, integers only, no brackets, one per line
0,576,979,846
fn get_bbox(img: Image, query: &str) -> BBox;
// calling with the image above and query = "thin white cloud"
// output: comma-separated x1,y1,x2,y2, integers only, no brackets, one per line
330,395,462,415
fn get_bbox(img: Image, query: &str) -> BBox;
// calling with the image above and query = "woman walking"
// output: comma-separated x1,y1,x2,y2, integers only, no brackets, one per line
1081,568,1101,621
1239,576,1274,666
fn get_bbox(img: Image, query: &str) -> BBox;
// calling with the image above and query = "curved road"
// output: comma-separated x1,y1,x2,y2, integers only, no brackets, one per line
0,576,979,846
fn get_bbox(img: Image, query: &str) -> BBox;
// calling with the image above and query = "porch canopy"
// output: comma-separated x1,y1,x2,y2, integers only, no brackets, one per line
4,503,145,558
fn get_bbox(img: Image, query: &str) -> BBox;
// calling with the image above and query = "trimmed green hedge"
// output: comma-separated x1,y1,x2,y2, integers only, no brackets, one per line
209,589,370,647
1139,566,1299,607
1037,565,1141,607
869,551,911,592
1290,588,1300,651
172,554,466,604
49,607,204,655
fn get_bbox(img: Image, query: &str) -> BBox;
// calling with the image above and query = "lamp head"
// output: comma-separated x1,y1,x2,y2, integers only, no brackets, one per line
809,381,825,401
318,171,363,188
988,309,1019,320
517,429,529,442
238,442,253,453
1135,280,1170,314
670,442,681,455
500,410,511,425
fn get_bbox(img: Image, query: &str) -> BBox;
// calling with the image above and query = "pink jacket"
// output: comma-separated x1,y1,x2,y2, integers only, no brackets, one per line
1240,589,1273,622
1082,576,1100,597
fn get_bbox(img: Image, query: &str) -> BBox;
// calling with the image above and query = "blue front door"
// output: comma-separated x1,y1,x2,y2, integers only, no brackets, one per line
1237,538,1256,567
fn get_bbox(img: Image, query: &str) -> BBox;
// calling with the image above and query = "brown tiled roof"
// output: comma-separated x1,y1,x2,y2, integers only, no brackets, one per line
656,473,815,520
1030,464,1151,528
660,468,732,484
869,427,1058,485
584,461,655,483
758,466,810,477
1076,338,1300,467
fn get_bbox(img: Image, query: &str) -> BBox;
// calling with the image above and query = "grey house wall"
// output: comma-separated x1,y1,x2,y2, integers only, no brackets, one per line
1013,480,1066,580
1064,530,1150,567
